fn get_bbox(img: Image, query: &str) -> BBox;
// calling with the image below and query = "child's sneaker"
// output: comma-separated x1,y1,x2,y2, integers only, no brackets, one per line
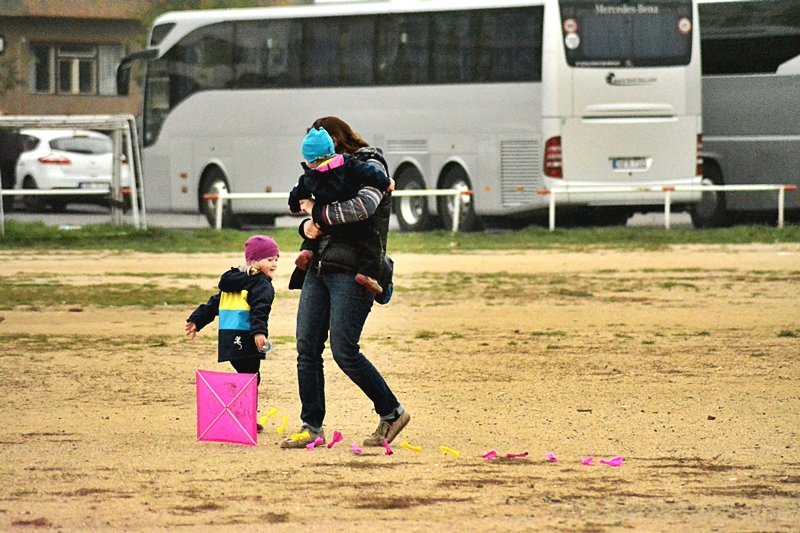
294,250,314,271
355,273,383,294
279,426,325,449
363,411,410,447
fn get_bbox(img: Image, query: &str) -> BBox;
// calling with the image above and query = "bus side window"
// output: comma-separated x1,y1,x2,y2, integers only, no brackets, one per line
700,1,800,75
340,16,375,86
303,18,342,85
431,11,474,84
376,13,430,85
234,19,300,89
477,7,542,83
165,22,234,96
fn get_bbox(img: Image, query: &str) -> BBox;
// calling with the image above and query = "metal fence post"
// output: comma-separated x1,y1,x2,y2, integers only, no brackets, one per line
451,188,462,233
215,194,224,230
0,180,5,237
663,187,673,230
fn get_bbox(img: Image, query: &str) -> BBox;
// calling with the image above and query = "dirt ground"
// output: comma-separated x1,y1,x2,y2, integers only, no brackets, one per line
1,244,799,531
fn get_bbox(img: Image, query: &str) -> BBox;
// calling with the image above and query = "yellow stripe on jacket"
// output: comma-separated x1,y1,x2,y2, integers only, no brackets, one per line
219,291,250,331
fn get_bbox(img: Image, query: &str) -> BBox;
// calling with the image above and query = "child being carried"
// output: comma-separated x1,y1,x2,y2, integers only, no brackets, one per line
288,126,393,294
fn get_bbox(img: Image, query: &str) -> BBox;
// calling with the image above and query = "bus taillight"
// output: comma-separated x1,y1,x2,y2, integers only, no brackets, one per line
696,134,703,177
544,136,562,178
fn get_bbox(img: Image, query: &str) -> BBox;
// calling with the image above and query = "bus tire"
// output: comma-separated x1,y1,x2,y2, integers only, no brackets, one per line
437,166,480,232
393,166,431,232
691,162,728,229
199,167,239,229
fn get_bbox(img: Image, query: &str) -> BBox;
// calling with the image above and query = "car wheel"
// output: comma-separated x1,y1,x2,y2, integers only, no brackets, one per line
21,176,48,212
437,166,480,232
393,166,431,232
691,163,728,229
199,167,239,229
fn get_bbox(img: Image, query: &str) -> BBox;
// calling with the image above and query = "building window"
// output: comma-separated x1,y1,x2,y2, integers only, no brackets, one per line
29,43,123,95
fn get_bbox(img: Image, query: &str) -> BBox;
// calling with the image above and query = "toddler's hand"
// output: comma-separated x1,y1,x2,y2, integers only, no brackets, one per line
185,322,197,340
388,178,395,192
303,220,324,240
299,198,315,215
254,333,268,352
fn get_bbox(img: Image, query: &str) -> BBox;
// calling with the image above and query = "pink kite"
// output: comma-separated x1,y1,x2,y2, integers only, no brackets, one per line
545,452,558,462
601,456,624,467
196,369,258,446
327,430,344,449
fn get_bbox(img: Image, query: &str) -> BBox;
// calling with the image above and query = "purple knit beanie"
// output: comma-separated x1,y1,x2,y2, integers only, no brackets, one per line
244,235,280,263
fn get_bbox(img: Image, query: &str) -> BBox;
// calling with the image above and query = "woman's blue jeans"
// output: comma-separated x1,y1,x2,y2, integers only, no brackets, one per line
295,269,400,432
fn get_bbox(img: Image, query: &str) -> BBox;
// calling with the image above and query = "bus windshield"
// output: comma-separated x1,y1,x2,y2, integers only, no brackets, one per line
559,0,693,67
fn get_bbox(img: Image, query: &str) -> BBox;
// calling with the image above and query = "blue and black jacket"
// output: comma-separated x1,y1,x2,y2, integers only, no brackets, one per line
187,266,274,362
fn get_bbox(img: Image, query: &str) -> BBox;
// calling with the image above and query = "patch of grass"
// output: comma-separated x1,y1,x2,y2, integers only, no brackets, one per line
530,330,567,337
414,330,439,340
2,220,799,253
0,281,210,308
1,334,179,353
777,330,799,338
659,282,700,291
104,272,211,280
553,288,593,298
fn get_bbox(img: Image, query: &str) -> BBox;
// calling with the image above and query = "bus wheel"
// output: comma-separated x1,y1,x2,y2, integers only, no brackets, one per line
199,168,239,229
393,166,431,232
691,163,728,229
437,166,480,232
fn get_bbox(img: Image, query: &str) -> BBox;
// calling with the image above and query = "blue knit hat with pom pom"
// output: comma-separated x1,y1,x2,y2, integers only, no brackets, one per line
301,127,335,163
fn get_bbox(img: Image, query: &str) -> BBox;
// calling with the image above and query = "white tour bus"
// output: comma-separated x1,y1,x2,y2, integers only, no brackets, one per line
118,0,703,230
693,0,800,227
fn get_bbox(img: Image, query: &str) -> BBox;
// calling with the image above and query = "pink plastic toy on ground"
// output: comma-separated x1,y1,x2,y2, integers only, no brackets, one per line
327,431,343,449
601,456,623,467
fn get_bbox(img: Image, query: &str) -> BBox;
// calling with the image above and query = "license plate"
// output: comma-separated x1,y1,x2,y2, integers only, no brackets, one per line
79,182,110,191
611,158,648,171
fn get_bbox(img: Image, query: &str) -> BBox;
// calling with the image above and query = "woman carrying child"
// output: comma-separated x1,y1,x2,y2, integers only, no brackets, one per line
281,116,410,449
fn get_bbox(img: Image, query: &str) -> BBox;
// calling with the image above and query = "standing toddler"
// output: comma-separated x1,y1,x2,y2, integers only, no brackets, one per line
185,235,279,431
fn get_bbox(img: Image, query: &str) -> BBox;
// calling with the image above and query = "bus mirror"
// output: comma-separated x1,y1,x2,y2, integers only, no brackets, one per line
116,49,158,96
117,62,131,96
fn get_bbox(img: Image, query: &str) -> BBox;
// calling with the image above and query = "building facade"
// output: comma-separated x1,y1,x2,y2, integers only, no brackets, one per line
0,1,152,116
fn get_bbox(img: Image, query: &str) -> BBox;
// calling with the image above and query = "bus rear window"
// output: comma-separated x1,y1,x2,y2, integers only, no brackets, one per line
559,1,693,67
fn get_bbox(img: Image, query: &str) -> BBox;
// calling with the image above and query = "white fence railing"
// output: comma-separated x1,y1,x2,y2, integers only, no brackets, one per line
537,184,799,231
204,188,472,232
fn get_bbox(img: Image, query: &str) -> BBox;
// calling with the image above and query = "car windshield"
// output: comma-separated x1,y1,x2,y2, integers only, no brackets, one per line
50,136,112,155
